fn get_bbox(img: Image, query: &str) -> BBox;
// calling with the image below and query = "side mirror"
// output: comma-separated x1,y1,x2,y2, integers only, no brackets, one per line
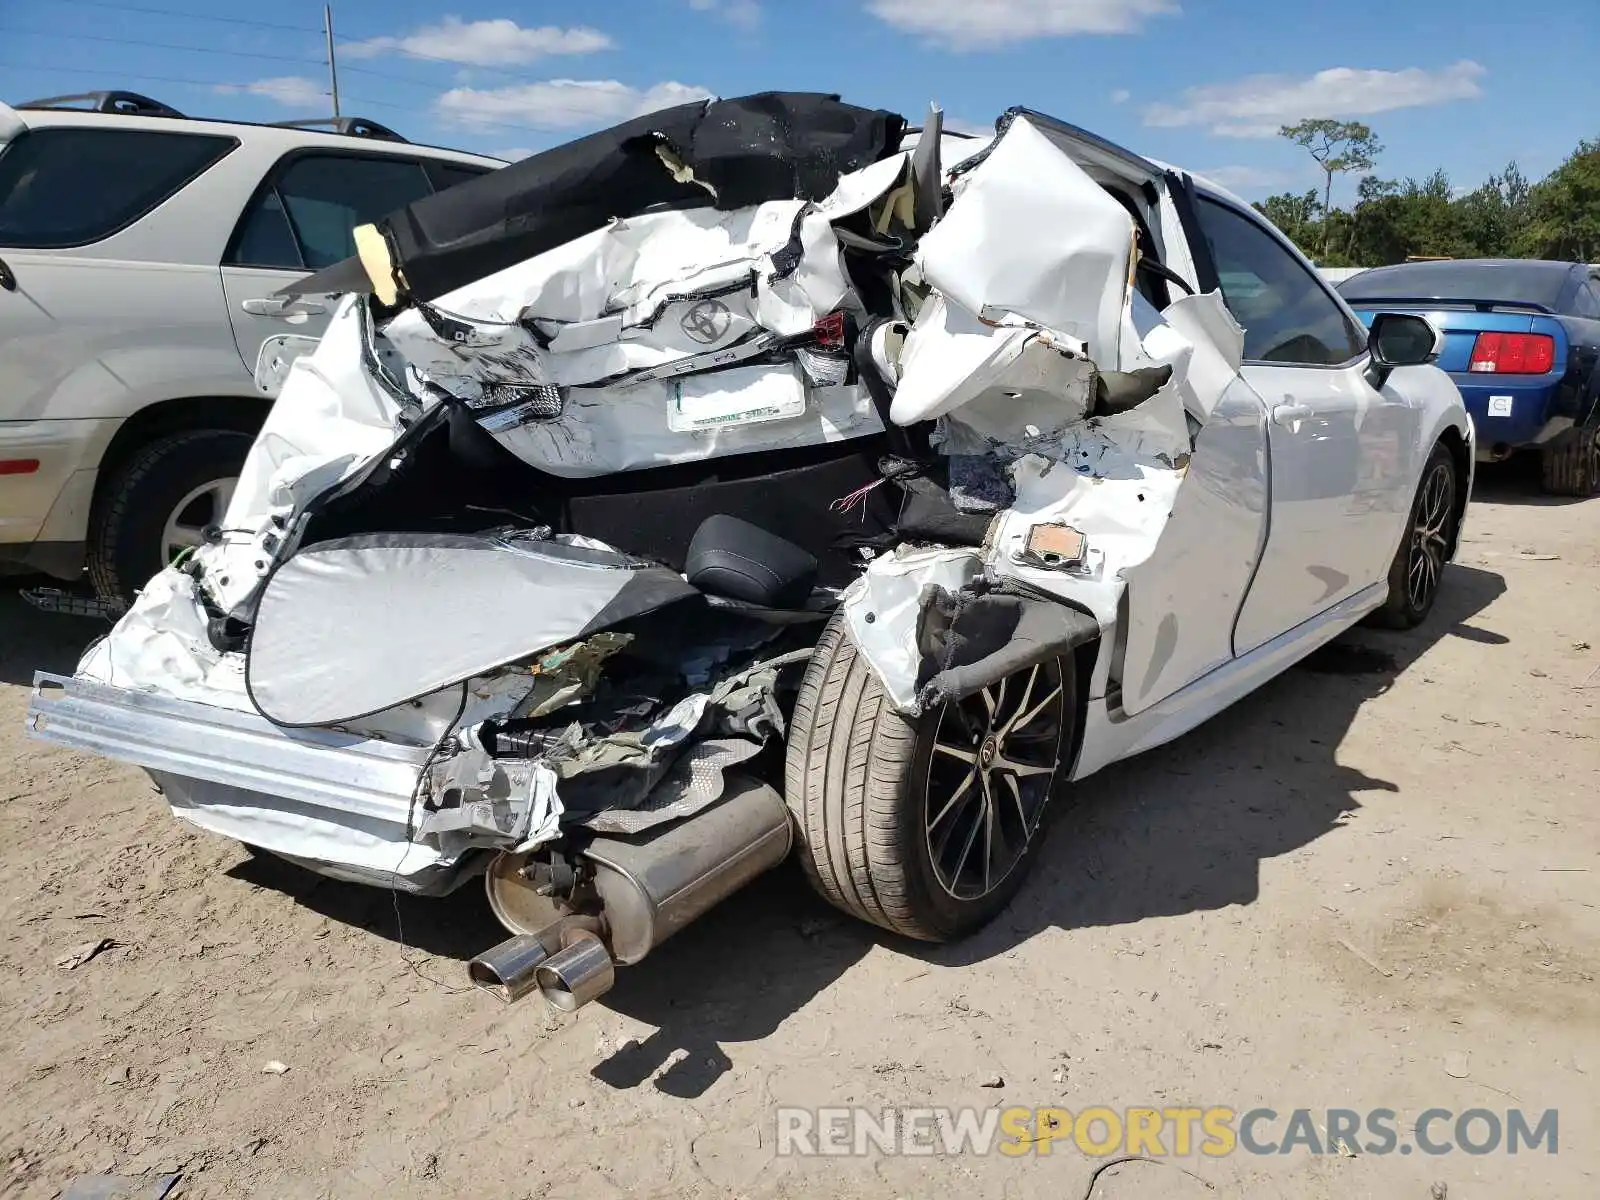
1368,312,1443,369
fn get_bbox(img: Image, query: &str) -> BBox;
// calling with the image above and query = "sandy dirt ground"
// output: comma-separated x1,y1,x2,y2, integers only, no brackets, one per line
0,463,1595,1200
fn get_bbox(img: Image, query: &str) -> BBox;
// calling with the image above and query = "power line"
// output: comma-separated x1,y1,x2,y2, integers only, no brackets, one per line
340,92,552,141
326,34,595,85
0,61,260,91
339,63,449,92
2,61,542,146
45,0,321,35
0,26,324,66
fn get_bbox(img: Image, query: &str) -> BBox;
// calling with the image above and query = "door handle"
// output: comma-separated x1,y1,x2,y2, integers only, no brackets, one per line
1272,402,1314,426
241,296,327,317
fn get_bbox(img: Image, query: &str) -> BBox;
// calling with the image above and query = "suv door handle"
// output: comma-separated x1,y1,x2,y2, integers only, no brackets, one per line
1272,402,1314,426
241,296,327,317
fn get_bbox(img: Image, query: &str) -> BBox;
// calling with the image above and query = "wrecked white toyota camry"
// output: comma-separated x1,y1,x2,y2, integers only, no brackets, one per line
26,94,1473,1011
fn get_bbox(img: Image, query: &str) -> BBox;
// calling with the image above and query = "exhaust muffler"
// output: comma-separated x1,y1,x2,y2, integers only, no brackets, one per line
470,773,792,1010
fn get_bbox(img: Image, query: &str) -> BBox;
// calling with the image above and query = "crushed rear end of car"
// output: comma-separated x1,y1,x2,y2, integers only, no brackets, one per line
27,93,1245,1008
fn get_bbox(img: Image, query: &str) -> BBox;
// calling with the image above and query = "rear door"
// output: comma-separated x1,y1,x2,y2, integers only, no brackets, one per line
0,121,240,422
221,153,487,387
1187,195,1422,654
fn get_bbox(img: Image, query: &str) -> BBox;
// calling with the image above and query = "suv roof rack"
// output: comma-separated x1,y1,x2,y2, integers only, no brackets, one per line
269,116,408,143
16,90,184,118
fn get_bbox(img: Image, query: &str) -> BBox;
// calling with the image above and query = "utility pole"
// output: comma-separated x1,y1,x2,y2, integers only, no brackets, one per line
323,4,341,118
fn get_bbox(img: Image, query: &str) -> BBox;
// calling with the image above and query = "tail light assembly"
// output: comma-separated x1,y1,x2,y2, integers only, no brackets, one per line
1468,332,1555,374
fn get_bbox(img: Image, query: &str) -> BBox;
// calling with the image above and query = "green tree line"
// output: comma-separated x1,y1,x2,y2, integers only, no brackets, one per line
1252,120,1600,267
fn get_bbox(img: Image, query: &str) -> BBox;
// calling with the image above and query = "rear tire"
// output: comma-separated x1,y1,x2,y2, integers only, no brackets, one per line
88,429,253,611
1370,440,1458,630
784,613,1076,942
1540,425,1600,497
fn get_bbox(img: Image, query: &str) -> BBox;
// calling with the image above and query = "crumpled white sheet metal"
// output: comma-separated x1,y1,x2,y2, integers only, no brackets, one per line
886,115,1129,428
382,199,854,393
489,372,879,479
77,565,542,744
155,770,456,883
841,546,986,710
889,291,1093,426
850,289,1242,714
916,116,1133,362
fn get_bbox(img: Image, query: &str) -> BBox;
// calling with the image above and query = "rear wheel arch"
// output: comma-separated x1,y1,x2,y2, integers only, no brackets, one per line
1435,423,1472,556
91,395,271,499
86,396,270,608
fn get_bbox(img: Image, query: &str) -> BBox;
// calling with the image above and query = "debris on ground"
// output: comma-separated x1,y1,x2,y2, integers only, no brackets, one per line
55,937,116,970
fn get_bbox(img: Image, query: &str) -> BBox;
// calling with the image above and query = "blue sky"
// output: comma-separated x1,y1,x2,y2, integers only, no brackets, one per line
3,0,1596,203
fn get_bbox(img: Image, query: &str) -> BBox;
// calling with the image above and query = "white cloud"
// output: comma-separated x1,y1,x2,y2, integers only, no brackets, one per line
214,76,325,107
1143,60,1485,138
1193,165,1296,191
689,0,761,29
344,17,612,67
436,79,714,131
494,147,536,162
1109,88,1131,105
865,0,1177,49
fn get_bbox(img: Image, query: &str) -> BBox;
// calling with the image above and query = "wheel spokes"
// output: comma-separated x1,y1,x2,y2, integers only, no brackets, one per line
923,660,1069,901
927,767,978,835
1004,683,1064,740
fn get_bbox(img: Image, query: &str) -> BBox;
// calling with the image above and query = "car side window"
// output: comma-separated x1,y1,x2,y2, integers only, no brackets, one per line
0,128,235,249
227,154,435,271
1192,195,1369,366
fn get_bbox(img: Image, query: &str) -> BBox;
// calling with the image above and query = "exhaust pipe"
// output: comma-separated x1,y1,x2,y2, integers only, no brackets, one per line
535,932,616,1012
471,774,792,1010
467,933,551,1004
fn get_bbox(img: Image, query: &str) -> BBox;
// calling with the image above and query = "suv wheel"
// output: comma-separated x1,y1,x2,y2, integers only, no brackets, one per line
88,429,254,610
785,613,1076,942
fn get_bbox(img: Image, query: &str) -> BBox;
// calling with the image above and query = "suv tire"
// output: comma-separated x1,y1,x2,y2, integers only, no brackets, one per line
88,429,254,610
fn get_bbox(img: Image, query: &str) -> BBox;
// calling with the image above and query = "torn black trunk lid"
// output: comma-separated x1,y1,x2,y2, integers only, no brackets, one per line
284,92,906,304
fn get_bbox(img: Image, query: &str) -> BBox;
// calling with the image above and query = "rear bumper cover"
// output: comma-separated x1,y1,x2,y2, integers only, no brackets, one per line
1454,372,1596,454
0,418,116,563
25,671,472,893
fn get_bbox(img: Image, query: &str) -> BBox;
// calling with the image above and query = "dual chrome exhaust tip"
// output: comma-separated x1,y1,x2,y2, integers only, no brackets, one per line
468,930,617,1011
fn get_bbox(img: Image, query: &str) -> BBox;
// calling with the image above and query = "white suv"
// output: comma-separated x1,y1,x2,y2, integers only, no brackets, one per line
0,90,502,607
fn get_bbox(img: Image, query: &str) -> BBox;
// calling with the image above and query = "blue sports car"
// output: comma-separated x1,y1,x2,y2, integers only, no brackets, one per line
1339,259,1600,495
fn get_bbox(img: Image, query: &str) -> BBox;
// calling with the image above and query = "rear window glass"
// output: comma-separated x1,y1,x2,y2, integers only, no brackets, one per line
0,127,235,249
1339,262,1571,309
